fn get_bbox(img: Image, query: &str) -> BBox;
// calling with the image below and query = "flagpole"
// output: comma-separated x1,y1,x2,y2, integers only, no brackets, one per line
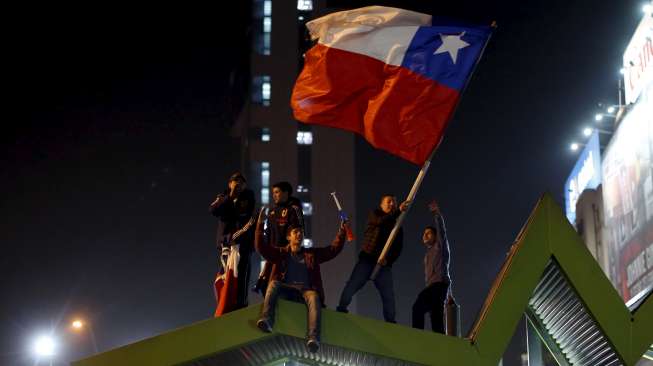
371,21,497,280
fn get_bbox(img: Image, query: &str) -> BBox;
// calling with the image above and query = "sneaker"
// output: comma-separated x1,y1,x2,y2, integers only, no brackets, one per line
306,338,320,353
256,319,272,333
335,306,348,313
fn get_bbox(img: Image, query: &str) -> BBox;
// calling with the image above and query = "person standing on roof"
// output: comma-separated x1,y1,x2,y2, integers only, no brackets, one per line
209,172,256,315
411,199,451,333
336,193,409,323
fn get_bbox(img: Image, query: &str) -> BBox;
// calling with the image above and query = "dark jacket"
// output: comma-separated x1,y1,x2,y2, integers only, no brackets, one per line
360,209,403,266
266,196,304,247
209,188,256,249
255,222,345,305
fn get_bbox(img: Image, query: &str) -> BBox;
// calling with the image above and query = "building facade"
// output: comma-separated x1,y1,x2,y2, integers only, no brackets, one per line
233,0,358,310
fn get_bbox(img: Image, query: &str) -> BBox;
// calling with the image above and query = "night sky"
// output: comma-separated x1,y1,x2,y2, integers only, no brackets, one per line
1,2,645,365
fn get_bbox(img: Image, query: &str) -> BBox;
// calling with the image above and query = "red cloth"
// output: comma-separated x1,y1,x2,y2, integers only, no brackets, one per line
291,44,459,165
213,269,238,317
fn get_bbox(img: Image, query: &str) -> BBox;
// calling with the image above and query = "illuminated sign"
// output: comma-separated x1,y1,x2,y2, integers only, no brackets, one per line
623,14,653,105
602,83,653,302
565,130,602,224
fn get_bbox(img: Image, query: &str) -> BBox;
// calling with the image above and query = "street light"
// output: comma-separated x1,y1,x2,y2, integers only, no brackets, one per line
644,3,653,15
583,127,593,137
72,320,84,330
34,335,56,357
570,143,580,151
595,113,603,122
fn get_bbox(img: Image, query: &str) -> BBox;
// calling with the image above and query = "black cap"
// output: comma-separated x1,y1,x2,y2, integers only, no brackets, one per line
229,172,247,183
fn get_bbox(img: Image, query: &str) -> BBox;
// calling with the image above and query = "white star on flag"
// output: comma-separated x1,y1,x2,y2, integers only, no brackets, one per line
433,32,469,64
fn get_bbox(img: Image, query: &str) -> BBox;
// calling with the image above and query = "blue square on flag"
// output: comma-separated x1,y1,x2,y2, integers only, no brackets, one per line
402,25,491,91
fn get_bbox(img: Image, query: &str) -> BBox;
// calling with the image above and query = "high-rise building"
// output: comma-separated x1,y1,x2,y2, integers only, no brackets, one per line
233,0,358,311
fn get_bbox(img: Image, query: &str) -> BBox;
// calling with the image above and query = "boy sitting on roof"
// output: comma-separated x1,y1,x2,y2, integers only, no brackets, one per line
254,207,348,353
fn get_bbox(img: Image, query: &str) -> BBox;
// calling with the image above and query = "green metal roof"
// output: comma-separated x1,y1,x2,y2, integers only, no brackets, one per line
73,194,653,366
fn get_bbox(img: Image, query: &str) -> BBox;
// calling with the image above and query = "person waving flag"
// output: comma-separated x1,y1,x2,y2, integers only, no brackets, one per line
291,6,493,279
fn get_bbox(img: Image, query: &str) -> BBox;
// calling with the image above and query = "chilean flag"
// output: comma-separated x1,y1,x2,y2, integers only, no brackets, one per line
291,6,492,165
213,245,240,317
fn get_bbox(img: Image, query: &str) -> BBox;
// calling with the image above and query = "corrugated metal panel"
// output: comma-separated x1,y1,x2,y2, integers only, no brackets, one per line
527,260,622,366
184,334,425,366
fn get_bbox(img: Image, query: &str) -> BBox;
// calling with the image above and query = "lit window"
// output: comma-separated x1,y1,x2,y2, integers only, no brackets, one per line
262,80,271,104
263,17,272,33
296,131,313,145
263,33,271,55
263,0,272,16
297,0,313,11
303,238,313,248
302,202,313,216
253,76,271,106
261,161,270,204
261,127,270,142
254,0,272,55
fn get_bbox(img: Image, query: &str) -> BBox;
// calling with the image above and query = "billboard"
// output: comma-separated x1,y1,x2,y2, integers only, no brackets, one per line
602,82,653,303
565,130,602,224
623,14,653,105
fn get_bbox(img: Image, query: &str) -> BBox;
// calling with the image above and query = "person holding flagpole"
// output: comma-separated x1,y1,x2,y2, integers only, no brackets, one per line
291,5,493,286
336,194,409,323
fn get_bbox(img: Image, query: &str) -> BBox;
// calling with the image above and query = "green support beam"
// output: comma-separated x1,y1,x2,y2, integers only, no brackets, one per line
73,193,653,366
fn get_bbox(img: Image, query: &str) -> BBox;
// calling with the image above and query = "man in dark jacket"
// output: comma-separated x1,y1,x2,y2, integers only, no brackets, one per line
336,194,408,323
254,181,304,293
254,208,347,353
412,199,451,333
209,172,256,311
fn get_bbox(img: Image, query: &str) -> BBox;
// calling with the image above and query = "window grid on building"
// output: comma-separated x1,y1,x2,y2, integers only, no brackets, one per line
252,76,271,106
262,80,271,104
261,127,271,142
296,131,313,145
297,0,313,11
302,202,313,216
253,0,272,55
261,161,270,204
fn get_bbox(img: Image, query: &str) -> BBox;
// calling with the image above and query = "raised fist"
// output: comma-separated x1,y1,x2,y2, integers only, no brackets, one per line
428,200,440,214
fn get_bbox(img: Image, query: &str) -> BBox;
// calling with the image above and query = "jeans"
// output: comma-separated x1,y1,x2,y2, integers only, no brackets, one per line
411,282,449,333
337,257,396,322
259,280,321,340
